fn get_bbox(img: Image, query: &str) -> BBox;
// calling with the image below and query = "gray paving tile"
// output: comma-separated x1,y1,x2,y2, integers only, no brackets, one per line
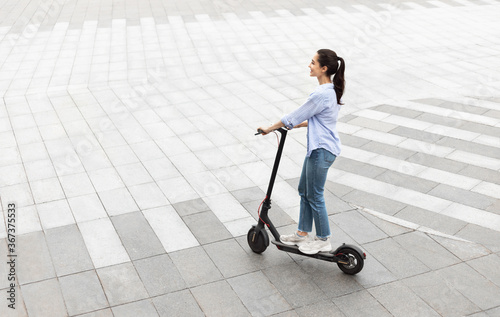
0,285,28,317
484,108,500,119
45,224,94,276
227,271,291,316
395,206,467,236
369,281,440,317
456,224,500,253
372,104,422,118
17,231,56,285
110,212,165,260
263,263,327,308
169,246,223,287
325,181,355,198
352,248,397,289
271,311,299,317
437,136,500,159
295,300,345,317
458,119,500,139
134,254,186,297
467,254,500,288
21,279,68,317
331,210,388,244
339,114,357,122
361,212,413,237
341,189,407,216
437,227,492,259
297,257,363,298
338,133,371,148
334,157,386,179
203,239,259,278
458,165,500,185
360,140,417,160
328,221,359,246
76,308,113,317
428,184,496,210
437,263,500,310
59,270,109,316
393,231,460,270
333,290,391,317
375,170,438,193
97,262,149,306
111,300,159,317
413,112,468,128
364,238,430,279
191,280,251,317
484,307,500,317
390,126,444,144
487,200,500,215
182,210,232,244
407,152,468,173
153,290,204,317
403,270,480,316
172,198,210,216
325,191,356,215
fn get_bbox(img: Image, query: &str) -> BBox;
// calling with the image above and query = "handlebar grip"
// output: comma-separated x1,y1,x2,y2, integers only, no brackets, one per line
255,129,264,135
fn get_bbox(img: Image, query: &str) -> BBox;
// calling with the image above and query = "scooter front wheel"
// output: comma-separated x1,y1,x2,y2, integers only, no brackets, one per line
336,248,364,275
247,226,269,254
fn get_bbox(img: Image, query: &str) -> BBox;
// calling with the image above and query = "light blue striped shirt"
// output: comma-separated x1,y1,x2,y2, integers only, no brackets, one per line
281,83,342,157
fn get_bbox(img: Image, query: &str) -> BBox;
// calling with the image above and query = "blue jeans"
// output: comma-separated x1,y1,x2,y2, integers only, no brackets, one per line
297,148,336,239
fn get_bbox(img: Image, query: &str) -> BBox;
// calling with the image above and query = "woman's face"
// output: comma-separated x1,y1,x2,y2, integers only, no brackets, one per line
308,53,325,77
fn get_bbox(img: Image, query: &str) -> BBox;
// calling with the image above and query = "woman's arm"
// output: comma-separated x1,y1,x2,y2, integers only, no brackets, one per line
258,120,308,135
294,121,308,128
257,121,285,135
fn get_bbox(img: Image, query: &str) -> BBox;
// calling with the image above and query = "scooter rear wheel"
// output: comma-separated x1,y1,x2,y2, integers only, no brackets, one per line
247,227,269,254
336,248,364,275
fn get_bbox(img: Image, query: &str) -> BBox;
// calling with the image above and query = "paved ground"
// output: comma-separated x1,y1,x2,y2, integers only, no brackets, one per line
1,0,500,316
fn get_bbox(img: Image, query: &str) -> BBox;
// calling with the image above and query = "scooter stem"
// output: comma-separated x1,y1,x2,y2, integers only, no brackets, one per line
264,128,287,202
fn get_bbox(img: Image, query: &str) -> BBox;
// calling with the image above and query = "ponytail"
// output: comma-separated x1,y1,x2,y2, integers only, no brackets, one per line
317,49,345,105
333,57,345,105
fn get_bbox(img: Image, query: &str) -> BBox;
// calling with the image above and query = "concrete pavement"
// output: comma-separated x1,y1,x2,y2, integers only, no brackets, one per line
0,0,500,316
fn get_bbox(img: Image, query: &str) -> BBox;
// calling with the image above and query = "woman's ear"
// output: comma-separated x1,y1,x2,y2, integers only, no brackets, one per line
321,65,328,73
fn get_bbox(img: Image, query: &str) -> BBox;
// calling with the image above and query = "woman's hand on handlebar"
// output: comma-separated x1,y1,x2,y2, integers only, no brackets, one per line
256,127,271,135
256,121,286,136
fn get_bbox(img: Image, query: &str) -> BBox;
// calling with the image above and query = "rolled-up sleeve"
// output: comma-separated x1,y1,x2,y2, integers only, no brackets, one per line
281,93,324,129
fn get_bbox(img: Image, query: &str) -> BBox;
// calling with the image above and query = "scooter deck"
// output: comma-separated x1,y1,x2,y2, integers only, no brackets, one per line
271,240,346,263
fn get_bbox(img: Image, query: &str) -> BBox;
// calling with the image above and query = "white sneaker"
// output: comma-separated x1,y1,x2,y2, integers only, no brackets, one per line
299,237,332,254
280,233,308,246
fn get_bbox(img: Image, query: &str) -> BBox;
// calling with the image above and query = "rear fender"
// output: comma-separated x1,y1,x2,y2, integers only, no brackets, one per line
333,243,366,259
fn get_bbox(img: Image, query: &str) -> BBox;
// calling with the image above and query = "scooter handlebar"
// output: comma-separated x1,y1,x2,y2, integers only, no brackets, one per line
255,128,287,135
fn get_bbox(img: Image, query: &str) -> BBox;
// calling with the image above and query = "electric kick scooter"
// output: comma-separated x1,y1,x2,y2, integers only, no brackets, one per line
248,128,366,275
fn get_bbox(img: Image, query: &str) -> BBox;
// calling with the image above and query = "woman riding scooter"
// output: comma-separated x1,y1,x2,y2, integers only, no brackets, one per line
257,49,345,255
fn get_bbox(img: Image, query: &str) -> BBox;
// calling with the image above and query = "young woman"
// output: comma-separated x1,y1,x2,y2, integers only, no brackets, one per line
257,49,345,255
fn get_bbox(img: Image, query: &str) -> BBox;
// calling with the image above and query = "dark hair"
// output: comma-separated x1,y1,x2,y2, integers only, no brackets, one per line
316,49,345,104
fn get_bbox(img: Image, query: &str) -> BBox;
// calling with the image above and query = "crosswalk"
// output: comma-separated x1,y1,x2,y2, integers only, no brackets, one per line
323,97,500,233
